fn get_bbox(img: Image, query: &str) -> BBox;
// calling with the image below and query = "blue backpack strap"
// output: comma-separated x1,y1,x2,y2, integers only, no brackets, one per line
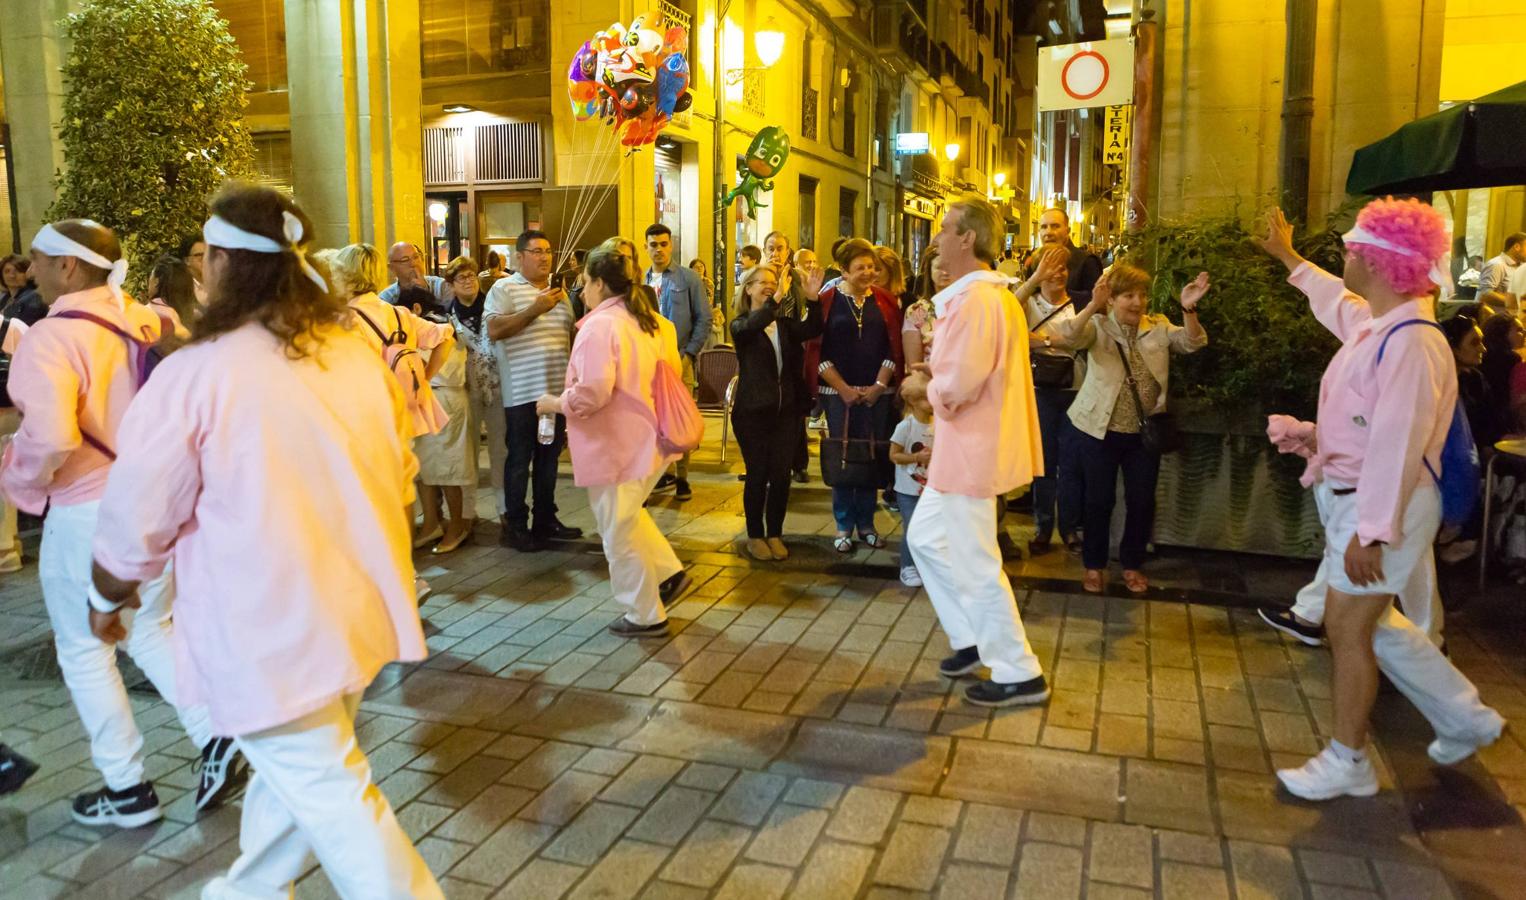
1375,318,1443,366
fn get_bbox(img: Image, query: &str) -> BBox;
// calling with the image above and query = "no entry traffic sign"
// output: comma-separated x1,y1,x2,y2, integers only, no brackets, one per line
1038,39,1134,112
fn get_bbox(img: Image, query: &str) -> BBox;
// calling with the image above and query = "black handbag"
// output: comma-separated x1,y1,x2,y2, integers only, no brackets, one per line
1029,300,1074,390
820,403,890,488
1113,338,1182,454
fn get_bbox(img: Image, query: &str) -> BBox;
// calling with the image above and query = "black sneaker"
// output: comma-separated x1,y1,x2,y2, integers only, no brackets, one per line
194,737,249,811
674,479,693,501
793,470,809,484
534,519,584,541
71,782,163,828
0,744,39,796
963,675,1051,708
1257,607,1325,647
608,617,670,637
654,474,678,492
501,525,547,553
939,646,982,678
997,531,1021,561
659,570,693,604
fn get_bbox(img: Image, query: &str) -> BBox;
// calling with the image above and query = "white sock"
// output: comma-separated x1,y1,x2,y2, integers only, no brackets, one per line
1329,739,1366,764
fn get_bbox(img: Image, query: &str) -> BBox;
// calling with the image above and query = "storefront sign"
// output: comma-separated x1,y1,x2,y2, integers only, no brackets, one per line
894,132,930,155
1038,39,1134,112
1104,105,1131,166
904,195,939,218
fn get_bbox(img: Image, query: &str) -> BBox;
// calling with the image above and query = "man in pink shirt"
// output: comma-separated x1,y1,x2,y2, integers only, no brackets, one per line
89,185,441,897
1,219,244,827
901,196,1049,708
1258,202,1504,801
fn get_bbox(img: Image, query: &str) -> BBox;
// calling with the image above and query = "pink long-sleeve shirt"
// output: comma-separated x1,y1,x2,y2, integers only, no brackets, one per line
1,286,165,514
92,322,427,736
924,270,1044,498
559,297,681,488
1293,262,1454,545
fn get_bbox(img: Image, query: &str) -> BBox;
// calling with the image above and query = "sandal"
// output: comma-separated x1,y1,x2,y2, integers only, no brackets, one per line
861,532,886,550
432,525,471,555
833,534,854,554
413,526,443,550
1122,570,1150,594
1083,569,1105,594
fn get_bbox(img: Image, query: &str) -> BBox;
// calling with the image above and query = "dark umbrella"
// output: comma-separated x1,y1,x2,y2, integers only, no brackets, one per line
1346,79,1526,195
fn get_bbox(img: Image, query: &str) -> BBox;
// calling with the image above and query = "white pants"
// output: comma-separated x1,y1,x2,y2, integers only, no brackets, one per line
908,487,1044,684
0,409,21,567
1291,556,1444,646
204,694,442,900
469,387,507,518
40,501,212,789
1309,485,1502,743
588,471,683,627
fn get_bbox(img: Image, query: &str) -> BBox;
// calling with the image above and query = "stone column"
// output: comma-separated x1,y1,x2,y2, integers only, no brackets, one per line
284,0,424,250
1,0,74,248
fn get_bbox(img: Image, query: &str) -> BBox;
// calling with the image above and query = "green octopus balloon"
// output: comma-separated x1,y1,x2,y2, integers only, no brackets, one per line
722,126,791,219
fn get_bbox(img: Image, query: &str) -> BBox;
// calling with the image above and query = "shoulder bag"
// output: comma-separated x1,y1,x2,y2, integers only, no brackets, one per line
1113,337,1182,454
1029,300,1074,390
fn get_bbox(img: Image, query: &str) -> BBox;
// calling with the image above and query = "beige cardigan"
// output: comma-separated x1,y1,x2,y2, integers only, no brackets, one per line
1050,310,1208,439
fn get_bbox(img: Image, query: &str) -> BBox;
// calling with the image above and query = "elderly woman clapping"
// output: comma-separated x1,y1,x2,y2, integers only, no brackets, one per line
1050,263,1209,594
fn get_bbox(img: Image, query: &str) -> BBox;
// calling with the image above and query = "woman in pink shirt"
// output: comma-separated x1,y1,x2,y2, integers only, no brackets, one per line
88,184,441,898
537,240,691,636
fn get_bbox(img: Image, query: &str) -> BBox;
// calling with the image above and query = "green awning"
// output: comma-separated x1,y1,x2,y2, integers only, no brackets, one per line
1346,79,1526,195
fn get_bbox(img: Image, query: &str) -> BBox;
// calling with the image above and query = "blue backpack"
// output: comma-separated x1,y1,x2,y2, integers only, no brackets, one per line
1376,319,1481,528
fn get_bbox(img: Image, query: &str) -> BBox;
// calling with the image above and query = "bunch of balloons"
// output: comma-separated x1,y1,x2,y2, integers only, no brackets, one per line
722,126,792,219
567,11,693,149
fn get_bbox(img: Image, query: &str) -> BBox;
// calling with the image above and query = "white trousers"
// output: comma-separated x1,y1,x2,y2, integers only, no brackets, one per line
40,501,212,789
204,694,442,900
0,409,21,567
908,487,1044,684
588,471,683,627
1291,556,1444,646
469,387,507,518
1306,487,1502,743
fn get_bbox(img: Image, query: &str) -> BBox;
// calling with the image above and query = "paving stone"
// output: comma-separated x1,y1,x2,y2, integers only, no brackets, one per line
1123,759,1213,834
659,820,754,887
566,839,669,900
1227,841,1308,900
825,785,902,844
675,762,736,792
940,739,1120,821
1258,711,1321,755
625,785,716,846
618,701,792,768
637,883,709,900
1157,829,1225,866
745,805,829,866
793,842,877,899
1096,714,1149,758
515,770,610,826
951,802,1021,865
986,706,1043,744
770,719,951,793
1023,811,1088,846
599,755,686,807
415,836,474,877
1012,841,1083,900
1202,688,1257,728
1370,860,1456,900
935,862,1009,899
1088,822,1154,889
1088,881,1153,899
780,777,845,809
873,821,951,890
433,783,537,843
542,801,642,865
712,862,793,900
901,795,962,827
1160,862,1230,900
1151,698,1204,741
492,859,584,900
502,741,588,790
573,748,636,777
450,819,559,886
1298,849,1375,888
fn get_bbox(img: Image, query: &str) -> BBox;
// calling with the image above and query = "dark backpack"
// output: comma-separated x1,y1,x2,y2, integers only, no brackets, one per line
1376,319,1482,528
50,309,173,460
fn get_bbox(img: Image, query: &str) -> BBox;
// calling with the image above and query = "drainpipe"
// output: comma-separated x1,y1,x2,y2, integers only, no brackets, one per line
1125,9,1157,232
1280,0,1316,224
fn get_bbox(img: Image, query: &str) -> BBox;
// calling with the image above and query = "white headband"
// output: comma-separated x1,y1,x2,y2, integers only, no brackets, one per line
1342,222,1453,293
32,223,128,306
203,211,328,292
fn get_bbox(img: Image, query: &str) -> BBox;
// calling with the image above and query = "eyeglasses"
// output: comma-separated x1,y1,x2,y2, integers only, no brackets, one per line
521,248,553,257
452,274,479,284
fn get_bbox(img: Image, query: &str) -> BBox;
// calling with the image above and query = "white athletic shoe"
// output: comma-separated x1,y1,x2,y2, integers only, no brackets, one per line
899,566,922,588
1276,745,1379,801
1429,720,1505,766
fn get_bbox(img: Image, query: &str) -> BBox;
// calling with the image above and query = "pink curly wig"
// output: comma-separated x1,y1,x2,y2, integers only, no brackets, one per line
1348,197,1450,296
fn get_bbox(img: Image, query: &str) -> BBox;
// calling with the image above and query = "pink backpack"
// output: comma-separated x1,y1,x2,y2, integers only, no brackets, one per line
651,358,703,455
355,306,446,435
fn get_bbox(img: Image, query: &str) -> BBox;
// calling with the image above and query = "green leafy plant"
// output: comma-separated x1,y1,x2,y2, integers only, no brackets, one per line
48,0,254,288
1118,213,1349,421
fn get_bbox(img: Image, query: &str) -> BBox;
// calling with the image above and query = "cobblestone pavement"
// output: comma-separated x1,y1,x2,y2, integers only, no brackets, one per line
2,429,1525,899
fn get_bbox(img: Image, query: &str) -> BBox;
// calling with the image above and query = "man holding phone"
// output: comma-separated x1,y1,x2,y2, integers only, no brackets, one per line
487,230,582,551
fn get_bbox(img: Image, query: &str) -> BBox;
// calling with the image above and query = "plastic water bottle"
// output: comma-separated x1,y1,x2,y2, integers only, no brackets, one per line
537,413,556,445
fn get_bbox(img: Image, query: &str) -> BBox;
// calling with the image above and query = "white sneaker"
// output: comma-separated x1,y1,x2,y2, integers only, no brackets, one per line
1276,745,1379,800
1429,719,1505,766
899,566,922,587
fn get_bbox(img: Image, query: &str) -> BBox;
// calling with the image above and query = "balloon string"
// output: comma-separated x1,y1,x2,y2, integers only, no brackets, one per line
557,122,615,274
562,153,623,271
559,124,622,273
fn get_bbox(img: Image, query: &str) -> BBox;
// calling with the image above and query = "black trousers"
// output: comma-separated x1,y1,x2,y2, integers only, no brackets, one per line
503,402,565,531
1077,429,1160,571
732,407,800,538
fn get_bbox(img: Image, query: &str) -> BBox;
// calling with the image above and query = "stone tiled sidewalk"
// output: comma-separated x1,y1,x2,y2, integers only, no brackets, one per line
3,430,1525,899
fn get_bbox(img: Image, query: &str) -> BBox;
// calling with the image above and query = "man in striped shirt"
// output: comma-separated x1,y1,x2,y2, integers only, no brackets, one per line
486,230,582,551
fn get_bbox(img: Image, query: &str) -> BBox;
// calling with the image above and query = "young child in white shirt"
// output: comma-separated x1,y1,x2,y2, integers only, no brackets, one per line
889,377,934,587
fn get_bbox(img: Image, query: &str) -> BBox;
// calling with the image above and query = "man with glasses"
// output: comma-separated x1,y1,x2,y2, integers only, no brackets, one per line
380,242,451,309
486,230,581,551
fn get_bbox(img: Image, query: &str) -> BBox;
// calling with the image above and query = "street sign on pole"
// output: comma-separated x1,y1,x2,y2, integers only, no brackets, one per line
1038,39,1134,112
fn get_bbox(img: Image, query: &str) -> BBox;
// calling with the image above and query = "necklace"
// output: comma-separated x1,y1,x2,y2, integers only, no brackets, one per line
844,292,867,336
